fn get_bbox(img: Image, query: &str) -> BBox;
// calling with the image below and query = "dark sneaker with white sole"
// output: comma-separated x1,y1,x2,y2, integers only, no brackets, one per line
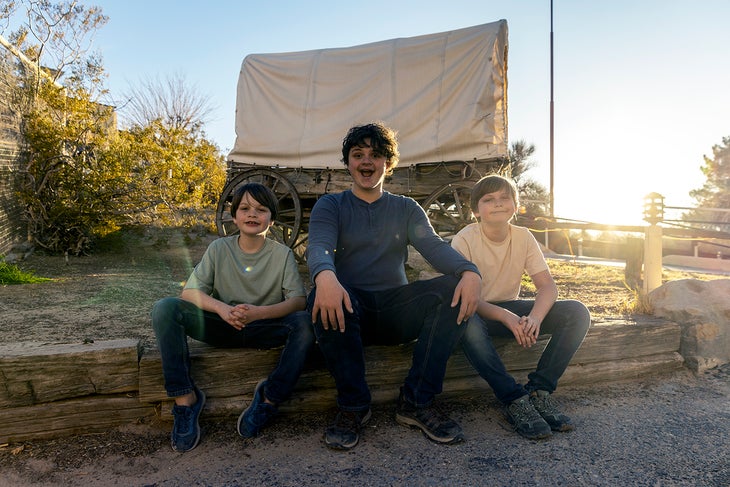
324,408,372,450
505,394,552,440
238,379,278,438
530,390,574,432
395,389,464,444
171,387,206,452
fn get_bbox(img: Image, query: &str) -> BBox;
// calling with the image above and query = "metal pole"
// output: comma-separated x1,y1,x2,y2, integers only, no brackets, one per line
549,0,555,218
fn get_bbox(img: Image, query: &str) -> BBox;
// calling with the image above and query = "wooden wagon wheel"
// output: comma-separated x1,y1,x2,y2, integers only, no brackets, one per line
216,168,303,248
421,181,476,240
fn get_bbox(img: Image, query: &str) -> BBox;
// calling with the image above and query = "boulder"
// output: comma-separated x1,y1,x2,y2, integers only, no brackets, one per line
649,279,730,372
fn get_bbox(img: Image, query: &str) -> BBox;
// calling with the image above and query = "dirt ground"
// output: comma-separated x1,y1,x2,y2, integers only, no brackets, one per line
1,227,729,486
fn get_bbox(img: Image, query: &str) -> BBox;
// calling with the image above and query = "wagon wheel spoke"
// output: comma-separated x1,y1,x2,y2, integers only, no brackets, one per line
421,181,476,240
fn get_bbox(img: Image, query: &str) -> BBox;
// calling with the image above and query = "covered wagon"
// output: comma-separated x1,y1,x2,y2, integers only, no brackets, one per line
217,20,509,252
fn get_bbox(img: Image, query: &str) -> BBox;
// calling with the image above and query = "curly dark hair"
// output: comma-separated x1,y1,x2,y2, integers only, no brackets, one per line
341,122,400,175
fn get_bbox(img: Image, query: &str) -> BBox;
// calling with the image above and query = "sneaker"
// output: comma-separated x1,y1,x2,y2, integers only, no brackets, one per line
171,387,206,452
324,408,372,450
530,390,574,432
238,379,278,438
505,394,552,440
395,390,464,444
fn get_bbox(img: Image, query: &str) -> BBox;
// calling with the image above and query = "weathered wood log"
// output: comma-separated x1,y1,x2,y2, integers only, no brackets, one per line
0,394,156,443
0,319,684,442
0,339,140,408
140,319,682,419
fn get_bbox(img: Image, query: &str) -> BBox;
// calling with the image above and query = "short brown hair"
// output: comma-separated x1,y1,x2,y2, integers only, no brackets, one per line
470,174,519,212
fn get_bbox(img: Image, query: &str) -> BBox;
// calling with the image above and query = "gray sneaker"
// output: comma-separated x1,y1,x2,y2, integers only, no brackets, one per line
505,394,552,440
530,390,574,432
395,389,464,444
324,408,372,450
171,387,206,452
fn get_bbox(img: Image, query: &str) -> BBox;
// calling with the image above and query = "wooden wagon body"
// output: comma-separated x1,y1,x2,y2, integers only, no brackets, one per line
217,20,509,252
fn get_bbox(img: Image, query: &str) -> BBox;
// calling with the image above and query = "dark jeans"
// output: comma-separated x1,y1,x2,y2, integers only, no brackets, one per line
151,297,314,404
307,275,467,411
461,299,591,404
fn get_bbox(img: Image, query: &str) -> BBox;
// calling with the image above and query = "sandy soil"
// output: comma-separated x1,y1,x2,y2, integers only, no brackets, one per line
1,227,728,486
1,366,728,486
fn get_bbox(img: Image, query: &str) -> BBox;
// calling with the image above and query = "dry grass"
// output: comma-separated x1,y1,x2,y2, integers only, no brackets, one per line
541,259,723,318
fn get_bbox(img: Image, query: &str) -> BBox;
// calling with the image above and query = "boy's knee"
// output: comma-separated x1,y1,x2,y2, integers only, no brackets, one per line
151,296,181,328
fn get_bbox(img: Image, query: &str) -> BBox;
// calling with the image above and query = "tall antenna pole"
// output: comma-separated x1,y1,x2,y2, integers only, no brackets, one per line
549,0,555,217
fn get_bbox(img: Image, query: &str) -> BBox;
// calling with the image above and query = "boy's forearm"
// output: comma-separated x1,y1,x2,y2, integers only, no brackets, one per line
181,288,229,316
530,286,558,324
476,300,508,322
255,296,307,320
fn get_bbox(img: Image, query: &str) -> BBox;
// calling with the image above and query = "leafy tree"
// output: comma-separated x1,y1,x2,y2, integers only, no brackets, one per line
114,120,225,224
3,1,225,254
3,0,113,253
117,72,225,226
687,136,730,229
495,140,550,220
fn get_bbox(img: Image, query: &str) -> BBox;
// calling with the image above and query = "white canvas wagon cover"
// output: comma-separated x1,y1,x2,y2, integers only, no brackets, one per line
228,20,508,168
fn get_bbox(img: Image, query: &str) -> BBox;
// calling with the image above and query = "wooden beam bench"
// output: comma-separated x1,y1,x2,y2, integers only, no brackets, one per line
138,317,683,419
0,318,683,443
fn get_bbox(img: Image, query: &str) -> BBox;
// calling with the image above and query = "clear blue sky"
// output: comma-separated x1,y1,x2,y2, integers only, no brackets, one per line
92,0,730,226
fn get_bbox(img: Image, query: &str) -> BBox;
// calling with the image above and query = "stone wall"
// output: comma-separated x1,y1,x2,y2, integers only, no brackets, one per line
0,107,25,256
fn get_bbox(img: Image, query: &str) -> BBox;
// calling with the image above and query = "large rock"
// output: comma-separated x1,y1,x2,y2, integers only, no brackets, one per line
649,279,730,372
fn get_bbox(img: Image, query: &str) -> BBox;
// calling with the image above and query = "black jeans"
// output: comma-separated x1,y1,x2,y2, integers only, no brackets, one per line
308,275,467,411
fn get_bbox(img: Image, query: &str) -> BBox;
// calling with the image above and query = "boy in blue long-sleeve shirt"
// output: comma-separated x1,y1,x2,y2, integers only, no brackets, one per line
307,122,482,450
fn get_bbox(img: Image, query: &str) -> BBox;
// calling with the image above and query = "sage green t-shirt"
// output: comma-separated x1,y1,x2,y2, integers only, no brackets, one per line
184,236,305,306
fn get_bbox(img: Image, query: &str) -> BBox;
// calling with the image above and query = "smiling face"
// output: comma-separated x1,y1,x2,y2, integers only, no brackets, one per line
341,123,400,202
347,139,389,198
232,192,273,237
475,188,517,225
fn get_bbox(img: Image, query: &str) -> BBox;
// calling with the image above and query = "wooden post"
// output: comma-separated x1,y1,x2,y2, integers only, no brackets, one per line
642,193,664,294
643,224,663,293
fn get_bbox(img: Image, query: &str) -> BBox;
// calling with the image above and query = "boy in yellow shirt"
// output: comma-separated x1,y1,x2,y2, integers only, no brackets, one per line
452,174,590,439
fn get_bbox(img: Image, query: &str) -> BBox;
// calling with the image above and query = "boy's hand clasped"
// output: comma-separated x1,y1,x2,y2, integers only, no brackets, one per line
225,303,259,330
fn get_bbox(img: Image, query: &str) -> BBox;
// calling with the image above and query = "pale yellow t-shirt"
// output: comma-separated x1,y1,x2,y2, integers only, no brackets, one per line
451,223,548,302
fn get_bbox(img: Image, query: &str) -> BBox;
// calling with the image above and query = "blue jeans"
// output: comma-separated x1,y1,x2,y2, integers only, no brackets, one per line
151,297,315,404
461,299,590,404
307,275,467,411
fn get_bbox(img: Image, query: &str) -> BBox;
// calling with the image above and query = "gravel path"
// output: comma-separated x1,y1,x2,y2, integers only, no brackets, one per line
2,365,728,486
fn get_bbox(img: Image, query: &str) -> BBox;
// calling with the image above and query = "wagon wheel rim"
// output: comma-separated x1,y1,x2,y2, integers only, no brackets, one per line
421,181,476,240
216,169,303,248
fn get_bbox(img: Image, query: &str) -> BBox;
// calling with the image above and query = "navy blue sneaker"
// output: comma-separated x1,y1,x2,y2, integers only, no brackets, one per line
170,387,206,452
238,379,278,438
